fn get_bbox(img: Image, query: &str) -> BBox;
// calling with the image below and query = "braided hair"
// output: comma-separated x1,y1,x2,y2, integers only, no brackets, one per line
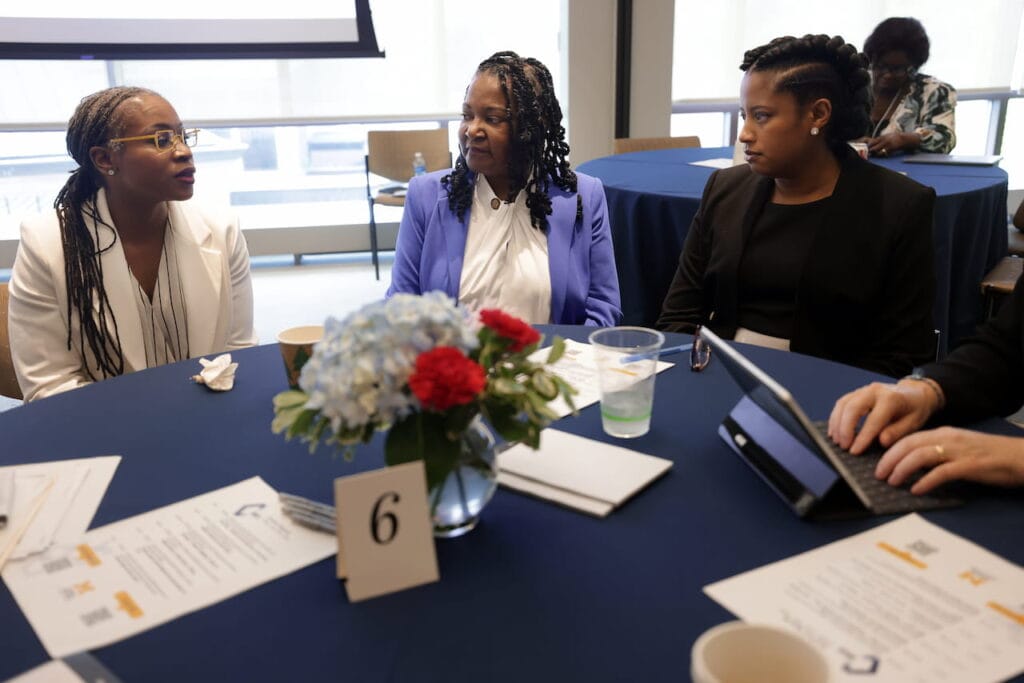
740,34,871,154
442,51,576,230
56,86,157,380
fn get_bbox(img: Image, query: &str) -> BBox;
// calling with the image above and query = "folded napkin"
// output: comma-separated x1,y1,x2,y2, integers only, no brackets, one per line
497,429,672,517
192,354,238,391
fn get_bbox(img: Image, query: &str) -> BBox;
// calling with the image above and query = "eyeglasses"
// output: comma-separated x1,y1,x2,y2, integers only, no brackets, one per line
108,128,199,152
690,326,711,372
871,64,917,77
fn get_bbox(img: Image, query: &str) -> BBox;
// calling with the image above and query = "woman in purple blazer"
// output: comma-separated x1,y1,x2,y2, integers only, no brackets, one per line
387,51,621,327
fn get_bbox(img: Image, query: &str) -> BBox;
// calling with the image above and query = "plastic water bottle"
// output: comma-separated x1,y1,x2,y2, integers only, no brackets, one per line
412,152,427,177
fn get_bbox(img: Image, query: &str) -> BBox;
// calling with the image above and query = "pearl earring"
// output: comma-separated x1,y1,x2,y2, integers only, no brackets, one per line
107,169,116,176
810,127,820,136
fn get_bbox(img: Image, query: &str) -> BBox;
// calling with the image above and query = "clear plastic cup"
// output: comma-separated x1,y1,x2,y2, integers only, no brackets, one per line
588,326,664,438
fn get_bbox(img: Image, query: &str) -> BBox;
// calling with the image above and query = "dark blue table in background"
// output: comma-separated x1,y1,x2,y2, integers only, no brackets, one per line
579,147,1009,357
2,335,1022,682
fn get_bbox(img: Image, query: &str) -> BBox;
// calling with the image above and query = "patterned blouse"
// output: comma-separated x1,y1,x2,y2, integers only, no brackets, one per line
871,73,957,154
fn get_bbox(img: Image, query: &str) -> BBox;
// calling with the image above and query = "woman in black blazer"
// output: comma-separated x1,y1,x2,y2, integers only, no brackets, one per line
658,34,935,377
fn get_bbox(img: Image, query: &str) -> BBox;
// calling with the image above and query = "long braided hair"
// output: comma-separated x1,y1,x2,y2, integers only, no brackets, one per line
56,86,157,380
442,51,576,230
740,35,872,155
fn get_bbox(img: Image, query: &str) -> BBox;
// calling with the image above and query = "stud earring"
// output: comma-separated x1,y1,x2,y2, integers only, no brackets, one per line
107,169,116,176
810,127,820,136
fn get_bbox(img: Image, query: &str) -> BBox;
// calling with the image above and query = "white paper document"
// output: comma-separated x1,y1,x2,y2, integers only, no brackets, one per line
3,477,337,658
704,514,1024,683
6,661,83,683
531,339,673,418
0,456,120,569
497,429,672,517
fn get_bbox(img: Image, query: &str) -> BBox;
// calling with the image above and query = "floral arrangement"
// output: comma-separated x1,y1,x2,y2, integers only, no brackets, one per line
272,292,576,492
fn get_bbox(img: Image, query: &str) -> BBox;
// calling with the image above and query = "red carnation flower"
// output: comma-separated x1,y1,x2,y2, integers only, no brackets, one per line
480,309,540,352
408,347,486,411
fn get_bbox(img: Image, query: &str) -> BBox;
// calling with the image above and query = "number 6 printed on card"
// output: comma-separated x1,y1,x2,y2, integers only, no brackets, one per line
334,461,439,602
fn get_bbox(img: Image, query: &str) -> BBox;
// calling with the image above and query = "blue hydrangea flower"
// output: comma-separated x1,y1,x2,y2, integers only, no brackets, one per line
299,292,478,438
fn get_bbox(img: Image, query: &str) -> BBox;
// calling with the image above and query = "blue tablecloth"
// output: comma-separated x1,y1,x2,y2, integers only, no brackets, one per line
579,148,1009,356
1,338,1022,682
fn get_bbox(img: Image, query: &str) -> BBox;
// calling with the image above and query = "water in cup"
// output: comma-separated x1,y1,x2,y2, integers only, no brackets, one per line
599,375,655,437
588,326,664,439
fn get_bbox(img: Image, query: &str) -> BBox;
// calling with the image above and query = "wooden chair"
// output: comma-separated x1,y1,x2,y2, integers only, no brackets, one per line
980,255,1023,319
364,129,452,280
1008,226,1024,257
612,136,701,155
0,282,23,400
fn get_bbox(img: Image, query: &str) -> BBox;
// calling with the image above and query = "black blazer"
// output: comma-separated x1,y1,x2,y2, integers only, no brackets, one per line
657,151,936,377
925,275,1024,422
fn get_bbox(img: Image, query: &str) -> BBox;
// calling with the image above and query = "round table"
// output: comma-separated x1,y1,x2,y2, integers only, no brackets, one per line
2,335,1022,682
578,147,1009,356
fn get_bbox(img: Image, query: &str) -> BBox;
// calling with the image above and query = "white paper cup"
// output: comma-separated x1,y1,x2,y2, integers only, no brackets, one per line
847,140,869,160
691,621,829,683
588,326,664,438
276,325,324,389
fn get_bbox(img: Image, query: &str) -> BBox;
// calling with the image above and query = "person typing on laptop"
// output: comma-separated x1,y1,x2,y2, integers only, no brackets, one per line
829,277,1024,495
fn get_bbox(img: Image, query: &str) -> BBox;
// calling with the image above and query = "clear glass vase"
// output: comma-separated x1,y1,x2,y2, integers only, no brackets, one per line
428,416,498,538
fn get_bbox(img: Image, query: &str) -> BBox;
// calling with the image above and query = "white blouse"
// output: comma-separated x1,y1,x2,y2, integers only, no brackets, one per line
458,176,551,324
128,222,191,369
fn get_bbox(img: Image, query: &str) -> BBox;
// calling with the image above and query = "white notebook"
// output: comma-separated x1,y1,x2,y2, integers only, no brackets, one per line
497,429,672,517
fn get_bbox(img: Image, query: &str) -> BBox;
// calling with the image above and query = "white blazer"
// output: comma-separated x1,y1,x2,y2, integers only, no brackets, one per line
9,189,257,401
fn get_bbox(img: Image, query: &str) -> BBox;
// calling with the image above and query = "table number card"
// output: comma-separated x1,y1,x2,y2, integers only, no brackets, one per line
334,461,439,602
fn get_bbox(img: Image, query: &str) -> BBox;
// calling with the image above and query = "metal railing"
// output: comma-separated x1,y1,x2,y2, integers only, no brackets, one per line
671,89,1024,155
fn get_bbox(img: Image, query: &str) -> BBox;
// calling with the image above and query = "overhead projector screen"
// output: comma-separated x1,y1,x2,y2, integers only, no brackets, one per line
0,0,382,60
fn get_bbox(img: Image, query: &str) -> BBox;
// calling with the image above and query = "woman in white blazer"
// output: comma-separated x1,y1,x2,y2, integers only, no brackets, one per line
9,87,256,401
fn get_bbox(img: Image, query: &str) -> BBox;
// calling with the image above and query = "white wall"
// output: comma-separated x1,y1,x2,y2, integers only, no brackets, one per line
628,0,674,139
561,0,676,165
561,0,617,165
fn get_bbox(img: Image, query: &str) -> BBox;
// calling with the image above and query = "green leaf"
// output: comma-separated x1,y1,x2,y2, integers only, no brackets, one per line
271,404,305,434
482,401,531,443
310,416,331,444
525,393,558,422
286,408,318,439
493,377,527,396
545,336,566,364
522,424,541,449
530,372,558,400
272,390,309,409
551,375,579,414
443,404,478,439
384,412,460,494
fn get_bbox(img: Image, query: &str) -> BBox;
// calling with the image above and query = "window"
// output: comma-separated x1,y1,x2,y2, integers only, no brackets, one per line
673,2,1024,101
0,0,560,259
670,1,1024,169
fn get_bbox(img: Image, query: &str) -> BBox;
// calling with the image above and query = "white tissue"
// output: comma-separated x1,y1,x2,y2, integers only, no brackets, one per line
192,354,238,391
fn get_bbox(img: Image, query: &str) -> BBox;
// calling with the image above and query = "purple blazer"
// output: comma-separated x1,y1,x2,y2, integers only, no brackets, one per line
386,170,621,326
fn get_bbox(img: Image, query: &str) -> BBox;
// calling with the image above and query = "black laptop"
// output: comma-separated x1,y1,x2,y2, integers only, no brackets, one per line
701,328,963,519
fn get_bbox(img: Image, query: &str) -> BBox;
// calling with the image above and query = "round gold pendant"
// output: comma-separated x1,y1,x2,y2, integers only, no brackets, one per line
490,197,501,210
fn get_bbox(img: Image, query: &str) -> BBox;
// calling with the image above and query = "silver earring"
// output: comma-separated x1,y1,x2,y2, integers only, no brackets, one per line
107,169,116,176
810,127,820,136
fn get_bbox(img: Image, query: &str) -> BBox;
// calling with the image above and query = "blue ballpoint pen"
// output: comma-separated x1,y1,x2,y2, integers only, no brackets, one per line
620,343,692,364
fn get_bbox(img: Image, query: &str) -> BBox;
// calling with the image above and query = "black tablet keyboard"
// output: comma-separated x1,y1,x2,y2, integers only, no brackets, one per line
811,421,962,514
